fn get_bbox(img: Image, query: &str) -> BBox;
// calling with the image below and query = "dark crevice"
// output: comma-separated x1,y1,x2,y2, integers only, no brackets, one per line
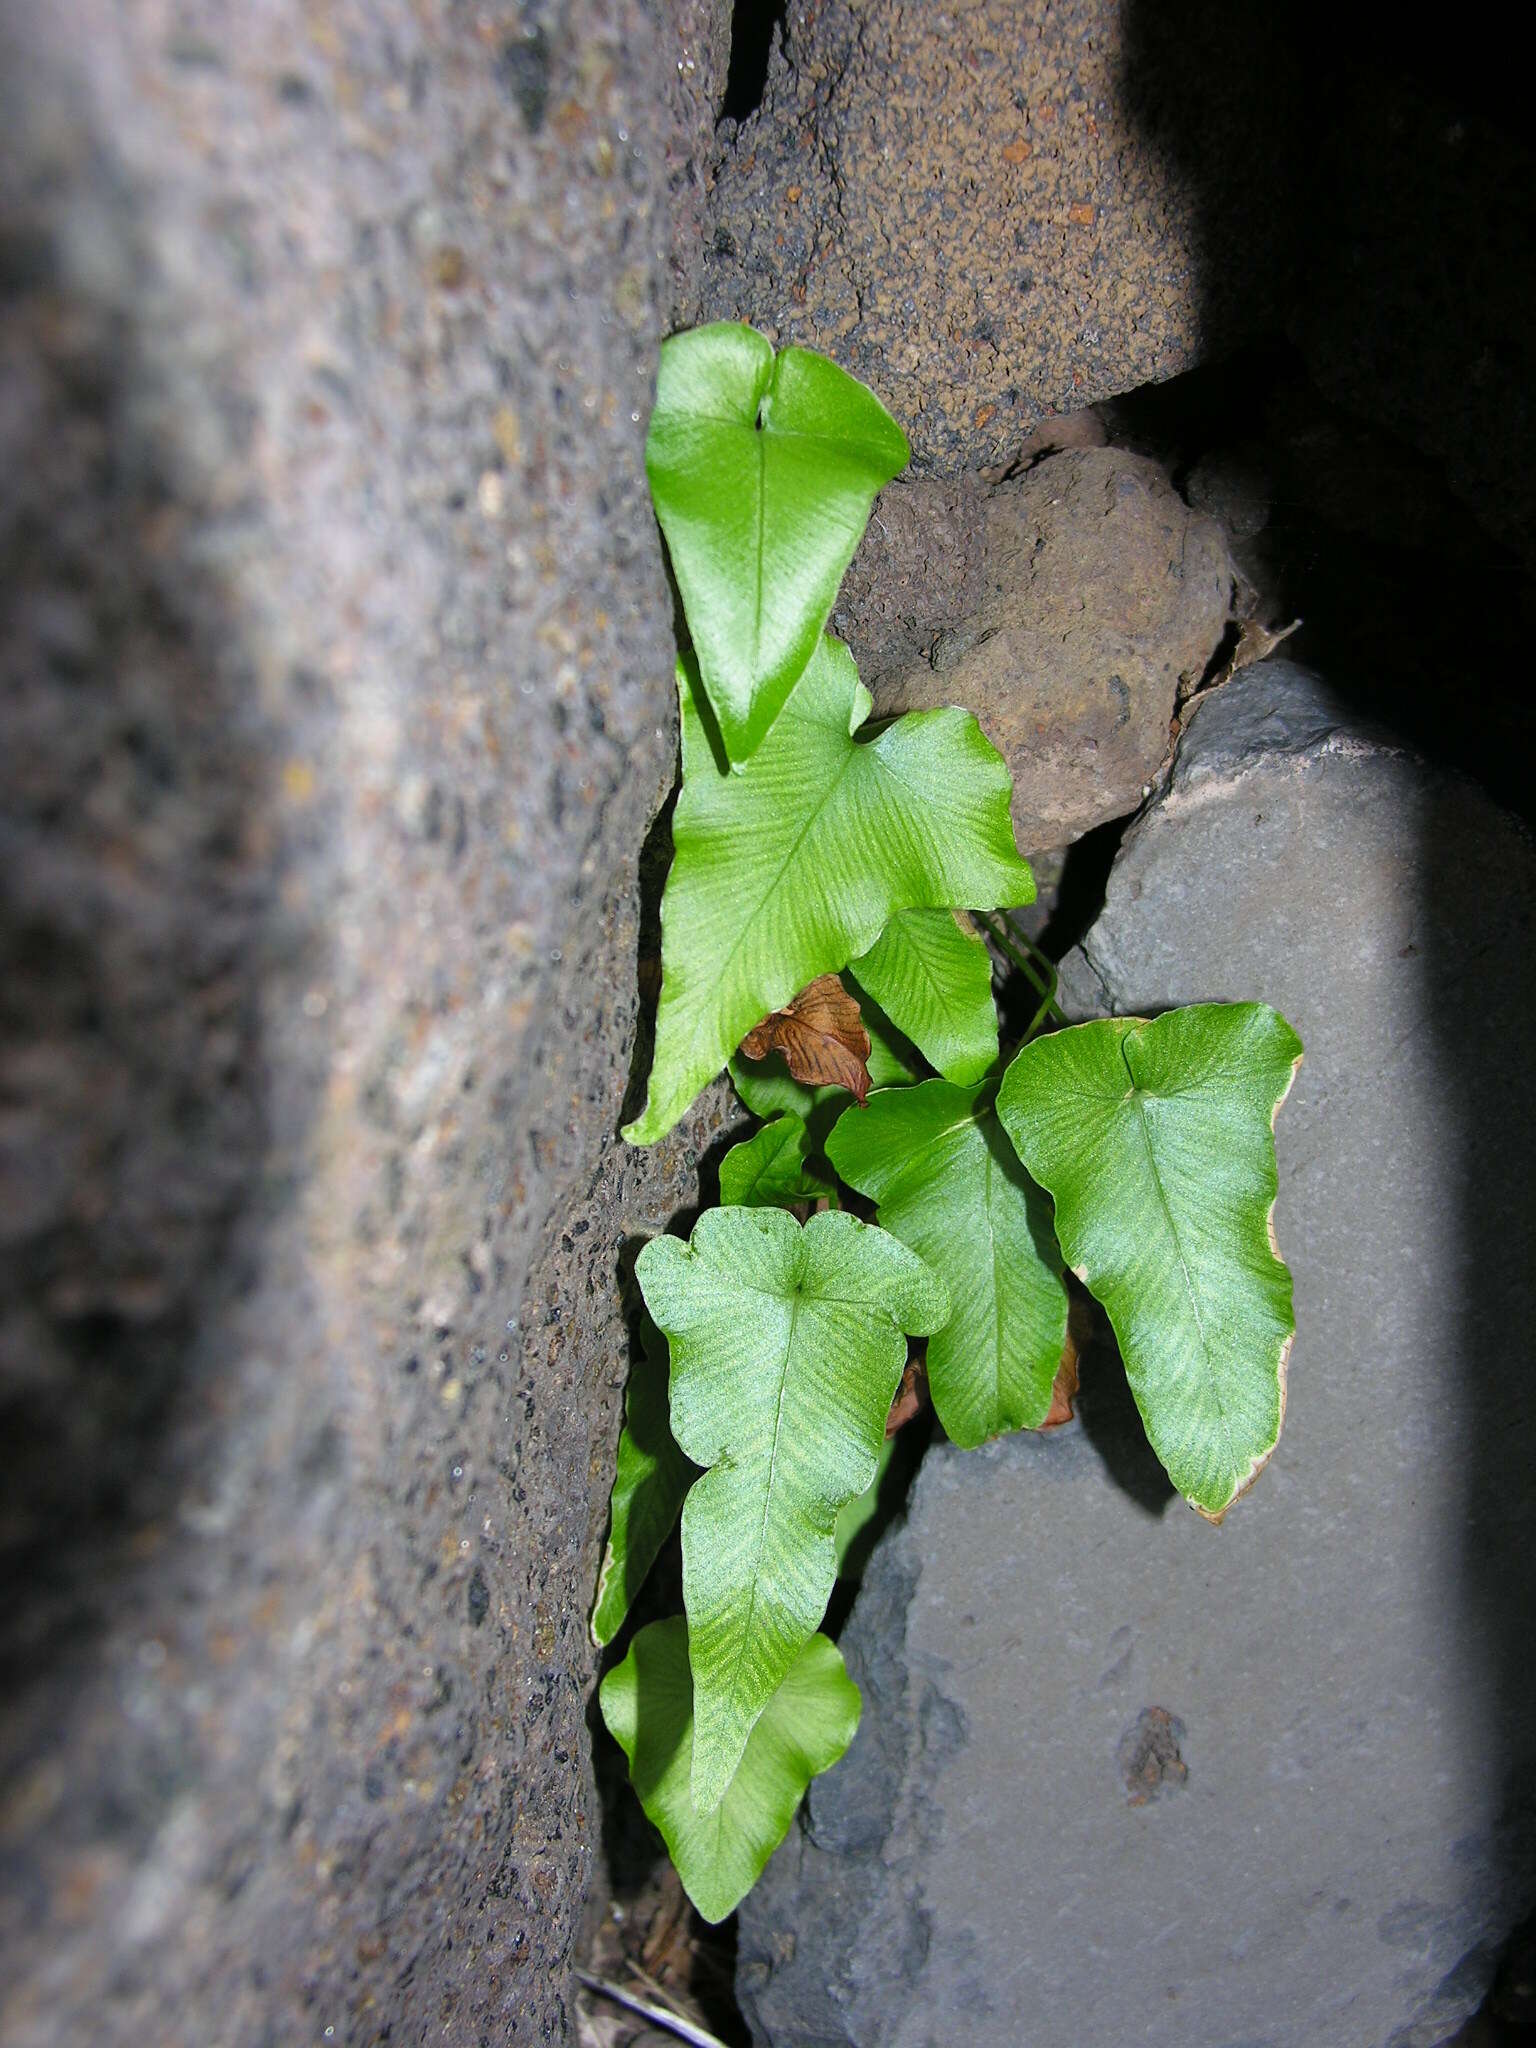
1099,340,1536,825
1032,813,1133,967
719,0,787,124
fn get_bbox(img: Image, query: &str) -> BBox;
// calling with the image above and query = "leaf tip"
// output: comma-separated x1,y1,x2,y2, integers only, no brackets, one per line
1190,1321,1293,1523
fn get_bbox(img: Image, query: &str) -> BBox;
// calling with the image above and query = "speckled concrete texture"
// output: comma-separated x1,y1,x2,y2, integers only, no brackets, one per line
0,1,721,2041
692,0,1272,474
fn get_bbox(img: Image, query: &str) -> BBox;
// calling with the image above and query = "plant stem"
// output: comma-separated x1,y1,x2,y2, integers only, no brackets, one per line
982,914,1067,1036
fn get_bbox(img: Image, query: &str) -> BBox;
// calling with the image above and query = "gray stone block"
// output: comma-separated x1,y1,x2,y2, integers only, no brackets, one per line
739,662,1536,2047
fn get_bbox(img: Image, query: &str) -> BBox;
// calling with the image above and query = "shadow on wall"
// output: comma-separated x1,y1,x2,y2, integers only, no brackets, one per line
0,117,290,1688
1122,0,1536,569
1123,0,1536,1974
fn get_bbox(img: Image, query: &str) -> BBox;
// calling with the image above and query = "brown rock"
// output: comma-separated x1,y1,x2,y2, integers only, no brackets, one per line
869,449,1234,849
830,473,993,690
695,0,1293,474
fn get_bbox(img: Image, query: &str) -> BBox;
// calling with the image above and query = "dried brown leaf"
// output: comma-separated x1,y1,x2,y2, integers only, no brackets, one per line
885,1357,927,1437
739,974,872,1102
1036,1295,1092,1431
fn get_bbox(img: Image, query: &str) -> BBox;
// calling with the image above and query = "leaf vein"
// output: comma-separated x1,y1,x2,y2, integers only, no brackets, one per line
1130,1094,1238,1478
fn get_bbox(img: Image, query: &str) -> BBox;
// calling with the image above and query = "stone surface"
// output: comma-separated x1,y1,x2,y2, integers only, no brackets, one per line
693,0,1296,475
658,0,733,323
861,448,1232,849
738,662,1536,2047
696,3,1536,574
830,474,993,696
0,2,722,2042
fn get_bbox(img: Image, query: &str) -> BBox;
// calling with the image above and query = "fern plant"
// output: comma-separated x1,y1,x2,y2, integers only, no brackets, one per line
595,324,1302,1922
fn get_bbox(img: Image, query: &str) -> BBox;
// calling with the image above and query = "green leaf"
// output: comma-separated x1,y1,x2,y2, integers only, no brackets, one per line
624,636,1034,1145
599,1617,860,1923
635,1207,947,1810
645,323,910,764
729,1051,837,1123
833,1431,897,1575
996,1004,1303,1519
718,1113,834,1209
590,1320,697,1647
828,1078,1068,1447
851,908,999,1084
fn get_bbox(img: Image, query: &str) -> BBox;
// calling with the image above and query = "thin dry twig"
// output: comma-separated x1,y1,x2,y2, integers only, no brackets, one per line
623,1956,710,2032
575,1972,732,2048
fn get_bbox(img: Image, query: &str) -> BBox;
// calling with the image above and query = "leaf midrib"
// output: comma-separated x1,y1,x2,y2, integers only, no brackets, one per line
724,1290,801,1720
892,911,976,1036
750,434,765,677
662,411,896,464
983,1139,1005,1409
677,737,862,1073
1126,1090,1238,1480
874,1112,981,1216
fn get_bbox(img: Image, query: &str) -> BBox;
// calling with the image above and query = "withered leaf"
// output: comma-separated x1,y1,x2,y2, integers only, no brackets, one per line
1034,1293,1093,1431
885,1357,927,1438
739,974,872,1104
1036,1336,1081,1431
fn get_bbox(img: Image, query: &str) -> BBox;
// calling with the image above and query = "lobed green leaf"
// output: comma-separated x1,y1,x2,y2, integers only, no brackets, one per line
996,1003,1303,1518
600,1617,860,1923
635,1206,947,1810
829,1078,1067,1447
590,1319,697,1647
646,323,910,764
718,1112,834,1209
624,636,1034,1145
851,908,999,1085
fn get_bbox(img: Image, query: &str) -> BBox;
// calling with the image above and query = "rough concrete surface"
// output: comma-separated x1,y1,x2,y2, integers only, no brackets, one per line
865,447,1232,849
738,663,1536,2046
693,0,1294,474
0,1,724,2041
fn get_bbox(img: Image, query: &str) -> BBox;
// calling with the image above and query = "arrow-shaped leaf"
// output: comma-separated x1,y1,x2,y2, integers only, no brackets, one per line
636,1206,947,1810
851,908,999,1085
599,1617,860,1923
996,1004,1303,1519
828,1078,1068,1446
590,1319,697,1647
624,636,1034,1145
718,1112,834,1209
646,322,910,764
